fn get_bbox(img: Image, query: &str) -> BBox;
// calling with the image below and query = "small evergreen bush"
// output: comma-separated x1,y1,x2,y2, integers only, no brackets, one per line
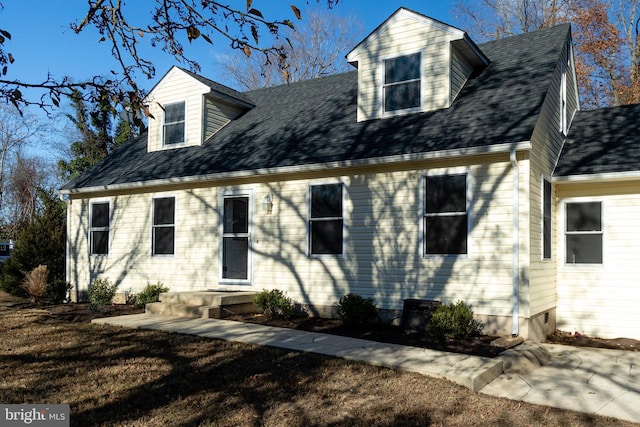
253,289,294,320
336,293,378,327
136,282,169,305
429,300,483,339
88,278,118,307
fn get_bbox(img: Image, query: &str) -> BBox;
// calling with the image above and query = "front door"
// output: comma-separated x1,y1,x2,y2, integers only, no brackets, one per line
221,195,251,282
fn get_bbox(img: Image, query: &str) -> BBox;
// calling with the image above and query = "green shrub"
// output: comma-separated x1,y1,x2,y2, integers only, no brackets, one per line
136,282,169,305
1,189,66,298
336,293,378,327
88,278,118,307
47,280,71,305
253,289,294,320
429,300,483,340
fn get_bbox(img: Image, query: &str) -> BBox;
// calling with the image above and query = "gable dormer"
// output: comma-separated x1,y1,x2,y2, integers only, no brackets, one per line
346,8,489,122
145,66,254,152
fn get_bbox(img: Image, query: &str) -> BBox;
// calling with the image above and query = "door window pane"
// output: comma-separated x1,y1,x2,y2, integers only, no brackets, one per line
223,198,248,233
223,237,248,279
222,196,250,281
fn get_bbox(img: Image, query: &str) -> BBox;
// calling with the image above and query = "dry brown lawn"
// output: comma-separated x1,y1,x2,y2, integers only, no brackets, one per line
0,292,635,427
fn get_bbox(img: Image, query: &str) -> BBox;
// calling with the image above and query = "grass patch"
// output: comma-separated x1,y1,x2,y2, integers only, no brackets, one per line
0,291,633,427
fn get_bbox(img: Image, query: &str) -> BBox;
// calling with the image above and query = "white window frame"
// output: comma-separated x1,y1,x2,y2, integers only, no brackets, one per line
563,198,604,266
307,181,347,258
219,188,254,285
420,168,472,258
541,175,552,260
381,50,423,117
163,101,186,146
151,195,177,257
559,47,570,135
89,199,111,256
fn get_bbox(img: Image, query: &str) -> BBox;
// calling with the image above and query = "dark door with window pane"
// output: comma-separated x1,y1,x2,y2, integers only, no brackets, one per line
222,197,249,280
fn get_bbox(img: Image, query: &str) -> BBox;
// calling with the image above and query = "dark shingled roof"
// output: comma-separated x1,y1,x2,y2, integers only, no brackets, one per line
554,103,640,178
179,67,255,106
61,23,571,192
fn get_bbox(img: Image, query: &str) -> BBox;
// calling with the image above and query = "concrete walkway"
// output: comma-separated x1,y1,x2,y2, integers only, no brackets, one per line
92,314,640,424
482,343,640,424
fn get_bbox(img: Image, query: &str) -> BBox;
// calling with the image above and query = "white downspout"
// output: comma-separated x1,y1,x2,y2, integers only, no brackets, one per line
510,148,520,337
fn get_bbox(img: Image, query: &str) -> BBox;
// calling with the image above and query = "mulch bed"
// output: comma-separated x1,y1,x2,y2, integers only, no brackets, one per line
226,313,507,358
4,290,638,356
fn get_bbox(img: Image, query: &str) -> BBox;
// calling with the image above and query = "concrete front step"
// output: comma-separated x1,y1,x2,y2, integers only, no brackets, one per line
159,291,256,306
146,291,257,319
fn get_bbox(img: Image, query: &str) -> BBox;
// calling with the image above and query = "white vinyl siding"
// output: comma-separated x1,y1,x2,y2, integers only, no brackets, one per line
556,183,640,339
350,13,460,121
146,68,209,151
66,157,519,323
204,97,245,141
450,46,473,102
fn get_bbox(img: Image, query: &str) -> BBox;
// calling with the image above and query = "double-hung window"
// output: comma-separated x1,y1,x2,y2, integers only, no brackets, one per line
152,197,175,255
383,52,421,113
565,201,602,264
309,183,344,255
424,174,468,255
163,102,185,146
542,178,552,259
90,202,110,255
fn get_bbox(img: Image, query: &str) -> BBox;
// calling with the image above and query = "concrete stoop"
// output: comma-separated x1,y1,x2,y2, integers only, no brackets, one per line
497,342,552,374
145,291,257,319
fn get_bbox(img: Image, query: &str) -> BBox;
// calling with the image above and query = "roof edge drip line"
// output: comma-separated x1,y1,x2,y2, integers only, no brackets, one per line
60,141,531,195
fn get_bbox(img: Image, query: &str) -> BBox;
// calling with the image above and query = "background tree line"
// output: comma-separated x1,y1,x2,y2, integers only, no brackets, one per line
455,0,640,108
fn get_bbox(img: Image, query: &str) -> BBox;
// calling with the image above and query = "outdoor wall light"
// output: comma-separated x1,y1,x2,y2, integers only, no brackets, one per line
262,193,273,215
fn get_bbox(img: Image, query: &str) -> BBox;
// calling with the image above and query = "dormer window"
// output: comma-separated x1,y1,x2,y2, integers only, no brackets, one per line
163,101,186,146
383,52,422,113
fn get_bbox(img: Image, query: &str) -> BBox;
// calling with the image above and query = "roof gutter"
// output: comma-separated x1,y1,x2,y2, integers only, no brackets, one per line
510,148,520,337
60,140,532,196
553,170,640,184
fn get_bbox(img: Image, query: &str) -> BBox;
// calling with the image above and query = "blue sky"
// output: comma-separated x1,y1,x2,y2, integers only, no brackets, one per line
1,1,459,101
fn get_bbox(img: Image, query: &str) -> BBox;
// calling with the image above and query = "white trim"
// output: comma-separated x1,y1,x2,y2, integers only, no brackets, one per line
88,197,112,258
553,170,640,183
380,50,424,117
541,174,552,261
150,194,178,257
162,100,187,148
307,180,347,258
219,188,254,285
347,8,465,62
561,198,605,267
419,167,472,259
60,141,531,196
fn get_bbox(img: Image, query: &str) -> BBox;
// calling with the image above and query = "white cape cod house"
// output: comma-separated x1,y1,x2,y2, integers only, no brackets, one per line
60,8,640,341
